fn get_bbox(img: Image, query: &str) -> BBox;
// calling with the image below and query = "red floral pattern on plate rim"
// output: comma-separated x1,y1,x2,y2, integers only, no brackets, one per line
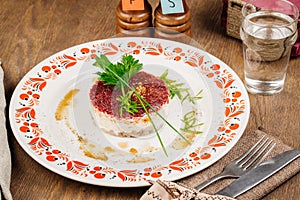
11,38,249,186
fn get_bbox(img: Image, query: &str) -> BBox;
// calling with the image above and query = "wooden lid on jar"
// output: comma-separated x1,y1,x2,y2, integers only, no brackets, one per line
154,1,190,26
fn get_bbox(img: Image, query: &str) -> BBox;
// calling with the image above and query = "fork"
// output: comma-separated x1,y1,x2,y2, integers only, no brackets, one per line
195,136,276,191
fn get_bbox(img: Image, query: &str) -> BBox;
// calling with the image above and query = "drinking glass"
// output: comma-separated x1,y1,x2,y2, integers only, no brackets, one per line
240,0,299,95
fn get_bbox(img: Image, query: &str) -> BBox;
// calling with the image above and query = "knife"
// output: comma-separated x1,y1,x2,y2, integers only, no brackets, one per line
215,149,300,198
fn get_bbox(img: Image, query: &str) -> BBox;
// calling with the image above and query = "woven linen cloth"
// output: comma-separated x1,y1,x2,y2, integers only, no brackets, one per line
141,128,300,200
0,63,13,200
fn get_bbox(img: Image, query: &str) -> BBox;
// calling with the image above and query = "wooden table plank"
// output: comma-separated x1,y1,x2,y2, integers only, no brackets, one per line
0,0,298,199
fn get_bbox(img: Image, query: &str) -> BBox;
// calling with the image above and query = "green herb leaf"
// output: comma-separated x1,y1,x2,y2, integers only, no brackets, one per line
121,54,143,83
161,69,200,103
116,90,142,116
94,54,143,88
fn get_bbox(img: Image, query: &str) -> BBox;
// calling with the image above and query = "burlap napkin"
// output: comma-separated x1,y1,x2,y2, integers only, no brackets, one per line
0,62,13,200
141,127,300,200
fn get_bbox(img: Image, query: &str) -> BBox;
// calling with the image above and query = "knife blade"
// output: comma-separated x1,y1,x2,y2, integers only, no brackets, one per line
216,149,300,198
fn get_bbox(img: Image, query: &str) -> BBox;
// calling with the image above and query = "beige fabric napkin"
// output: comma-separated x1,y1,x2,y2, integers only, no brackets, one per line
141,128,300,200
0,62,13,200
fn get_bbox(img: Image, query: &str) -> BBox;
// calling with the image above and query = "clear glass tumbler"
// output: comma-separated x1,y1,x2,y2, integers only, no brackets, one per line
240,0,299,95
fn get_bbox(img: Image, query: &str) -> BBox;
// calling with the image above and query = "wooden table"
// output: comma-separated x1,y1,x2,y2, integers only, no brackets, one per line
1,0,299,199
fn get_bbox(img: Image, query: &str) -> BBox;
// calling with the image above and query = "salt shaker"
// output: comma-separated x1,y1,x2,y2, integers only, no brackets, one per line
154,0,191,39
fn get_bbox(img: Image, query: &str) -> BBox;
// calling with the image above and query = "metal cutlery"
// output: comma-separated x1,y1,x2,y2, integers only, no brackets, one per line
195,136,276,191
216,149,300,198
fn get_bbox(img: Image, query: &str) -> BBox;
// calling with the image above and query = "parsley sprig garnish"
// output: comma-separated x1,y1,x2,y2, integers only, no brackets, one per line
94,55,143,116
95,54,142,87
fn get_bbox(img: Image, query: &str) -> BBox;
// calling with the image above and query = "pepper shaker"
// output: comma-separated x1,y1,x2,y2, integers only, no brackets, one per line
116,0,153,37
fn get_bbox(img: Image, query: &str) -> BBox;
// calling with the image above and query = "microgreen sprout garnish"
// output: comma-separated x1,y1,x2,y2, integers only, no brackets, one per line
116,90,142,116
160,70,204,134
160,70,203,104
182,89,203,104
181,110,204,134
93,54,191,156
160,70,189,100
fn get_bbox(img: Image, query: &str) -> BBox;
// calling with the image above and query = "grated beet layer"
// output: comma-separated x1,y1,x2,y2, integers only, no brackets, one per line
89,71,170,118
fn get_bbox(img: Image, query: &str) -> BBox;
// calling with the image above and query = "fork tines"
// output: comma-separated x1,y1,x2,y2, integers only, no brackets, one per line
236,136,276,170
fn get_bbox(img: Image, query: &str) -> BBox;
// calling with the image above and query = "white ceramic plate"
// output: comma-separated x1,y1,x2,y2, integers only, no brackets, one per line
9,37,250,187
